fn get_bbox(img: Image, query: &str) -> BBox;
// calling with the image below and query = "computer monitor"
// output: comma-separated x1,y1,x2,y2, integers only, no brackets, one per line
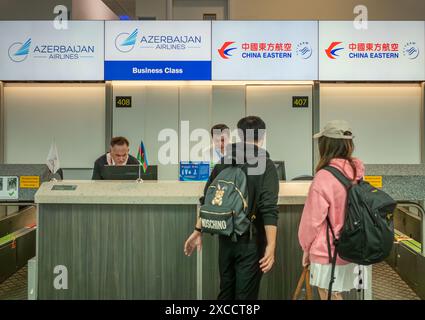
273,161,286,181
100,165,158,181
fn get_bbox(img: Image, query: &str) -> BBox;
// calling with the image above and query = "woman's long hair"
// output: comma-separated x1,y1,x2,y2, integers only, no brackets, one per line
315,133,357,181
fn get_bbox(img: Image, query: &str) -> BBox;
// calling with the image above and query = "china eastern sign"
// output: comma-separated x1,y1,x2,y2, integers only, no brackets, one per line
105,21,211,80
212,21,318,80
0,21,104,81
319,21,425,81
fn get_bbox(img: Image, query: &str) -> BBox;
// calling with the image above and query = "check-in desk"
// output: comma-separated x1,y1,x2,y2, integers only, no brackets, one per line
35,180,359,300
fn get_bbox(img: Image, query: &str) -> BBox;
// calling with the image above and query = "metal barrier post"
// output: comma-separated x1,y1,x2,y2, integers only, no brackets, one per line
397,201,425,256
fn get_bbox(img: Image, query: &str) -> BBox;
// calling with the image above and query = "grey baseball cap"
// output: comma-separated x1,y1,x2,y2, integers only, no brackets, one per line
313,120,354,140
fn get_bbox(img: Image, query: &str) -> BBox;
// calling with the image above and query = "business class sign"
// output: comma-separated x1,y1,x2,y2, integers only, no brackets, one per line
319,21,425,81
0,21,104,81
212,21,318,80
105,21,211,80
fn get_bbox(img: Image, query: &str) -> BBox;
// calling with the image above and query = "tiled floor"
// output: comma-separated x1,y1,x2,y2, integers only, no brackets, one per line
0,262,421,300
0,265,27,300
372,262,420,300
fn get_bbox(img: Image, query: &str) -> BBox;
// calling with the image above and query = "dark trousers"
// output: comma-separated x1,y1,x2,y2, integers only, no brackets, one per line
217,234,265,300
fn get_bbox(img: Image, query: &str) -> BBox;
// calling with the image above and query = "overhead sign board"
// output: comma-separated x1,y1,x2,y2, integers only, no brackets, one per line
319,21,425,81
0,21,104,81
105,21,212,80
212,21,318,80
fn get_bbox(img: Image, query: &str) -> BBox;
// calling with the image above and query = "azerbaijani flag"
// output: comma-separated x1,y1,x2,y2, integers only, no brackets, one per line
137,141,149,173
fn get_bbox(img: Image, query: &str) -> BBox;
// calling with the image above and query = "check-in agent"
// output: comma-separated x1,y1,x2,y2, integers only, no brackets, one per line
92,136,139,180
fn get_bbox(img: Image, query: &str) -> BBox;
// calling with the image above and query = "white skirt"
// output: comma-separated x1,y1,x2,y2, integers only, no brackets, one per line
309,263,371,293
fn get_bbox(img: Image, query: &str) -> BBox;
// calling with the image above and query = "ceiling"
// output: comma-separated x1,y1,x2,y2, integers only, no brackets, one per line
102,0,136,19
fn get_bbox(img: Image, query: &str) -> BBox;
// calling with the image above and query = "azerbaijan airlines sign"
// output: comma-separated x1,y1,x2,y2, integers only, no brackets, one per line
0,21,104,81
105,21,211,80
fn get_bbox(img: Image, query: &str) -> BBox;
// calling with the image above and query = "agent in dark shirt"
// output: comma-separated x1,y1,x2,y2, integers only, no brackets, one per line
92,136,139,180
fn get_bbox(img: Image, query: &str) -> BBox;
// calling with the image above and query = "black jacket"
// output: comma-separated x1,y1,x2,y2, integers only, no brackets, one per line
92,154,139,180
200,143,279,241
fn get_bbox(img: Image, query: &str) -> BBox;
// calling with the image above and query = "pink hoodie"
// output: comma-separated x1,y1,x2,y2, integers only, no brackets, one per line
298,158,365,265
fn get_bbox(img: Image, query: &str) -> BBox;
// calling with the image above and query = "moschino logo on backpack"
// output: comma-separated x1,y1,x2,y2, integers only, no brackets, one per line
201,219,227,230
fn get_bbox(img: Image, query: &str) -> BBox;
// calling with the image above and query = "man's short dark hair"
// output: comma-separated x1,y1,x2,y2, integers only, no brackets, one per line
210,124,230,137
237,116,266,142
110,136,129,147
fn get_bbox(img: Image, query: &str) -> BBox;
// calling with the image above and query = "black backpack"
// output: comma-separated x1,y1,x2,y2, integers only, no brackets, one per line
323,166,397,299
200,165,255,241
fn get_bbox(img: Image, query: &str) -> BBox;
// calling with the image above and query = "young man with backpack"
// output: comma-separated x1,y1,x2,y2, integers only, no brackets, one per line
184,116,279,300
298,120,396,300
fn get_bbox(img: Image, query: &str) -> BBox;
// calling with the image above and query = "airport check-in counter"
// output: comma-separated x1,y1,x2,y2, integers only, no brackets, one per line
32,164,425,300
34,180,365,300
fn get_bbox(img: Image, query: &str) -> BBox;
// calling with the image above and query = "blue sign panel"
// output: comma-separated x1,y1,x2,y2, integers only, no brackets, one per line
179,162,210,181
105,60,211,80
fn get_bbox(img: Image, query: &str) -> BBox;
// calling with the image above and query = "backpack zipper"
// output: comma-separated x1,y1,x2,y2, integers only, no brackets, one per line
216,179,248,210
362,199,378,226
200,209,233,216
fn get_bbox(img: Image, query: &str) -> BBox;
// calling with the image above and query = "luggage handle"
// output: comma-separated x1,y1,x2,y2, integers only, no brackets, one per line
292,267,313,300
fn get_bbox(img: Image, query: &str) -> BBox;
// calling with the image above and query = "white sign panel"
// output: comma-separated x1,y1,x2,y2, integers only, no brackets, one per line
212,21,318,80
0,176,18,200
0,21,104,81
105,21,211,80
319,21,425,81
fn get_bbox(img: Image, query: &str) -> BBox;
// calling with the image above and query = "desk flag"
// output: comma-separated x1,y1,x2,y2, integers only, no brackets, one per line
46,142,60,174
137,141,148,173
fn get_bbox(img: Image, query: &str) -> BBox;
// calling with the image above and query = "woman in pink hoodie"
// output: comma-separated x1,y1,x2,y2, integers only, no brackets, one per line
298,120,370,300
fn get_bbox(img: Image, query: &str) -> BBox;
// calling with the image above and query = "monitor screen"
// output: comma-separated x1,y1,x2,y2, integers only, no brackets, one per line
273,161,286,181
100,165,158,181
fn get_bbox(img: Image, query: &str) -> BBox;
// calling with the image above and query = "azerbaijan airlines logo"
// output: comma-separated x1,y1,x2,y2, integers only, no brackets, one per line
8,38,31,62
325,41,343,59
115,29,138,53
218,41,236,59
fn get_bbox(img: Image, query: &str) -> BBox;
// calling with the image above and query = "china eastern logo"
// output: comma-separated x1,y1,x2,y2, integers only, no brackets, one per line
325,42,343,59
115,29,138,53
218,41,237,59
326,41,419,60
403,42,419,60
218,41,302,60
296,42,313,59
8,38,31,62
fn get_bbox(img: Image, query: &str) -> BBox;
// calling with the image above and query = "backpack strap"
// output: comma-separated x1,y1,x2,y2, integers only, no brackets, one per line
326,216,338,300
323,166,353,299
249,198,259,240
323,166,353,189
238,163,261,240
236,163,256,219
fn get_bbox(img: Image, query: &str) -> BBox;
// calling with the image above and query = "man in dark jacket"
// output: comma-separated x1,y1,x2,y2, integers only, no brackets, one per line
184,116,279,300
92,136,139,180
